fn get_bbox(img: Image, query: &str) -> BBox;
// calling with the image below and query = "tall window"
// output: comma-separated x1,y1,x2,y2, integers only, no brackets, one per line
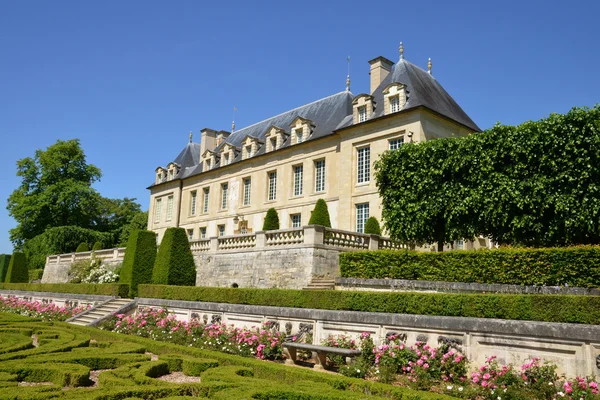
315,160,325,192
154,198,162,223
358,106,367,122
218,224,225,237
356,203,369,233
243,178,251,206
390,95,400,113
357,146,370,184
268,171,277,201
291,214,301,228
202,188,210,213
200,227,207,239
296,129,304,144
246,145,253,158
166,195,174,221
221,183,228,209
190,191,197,216
187,229,194,241
389,137,404,150
270,137,277,151
293,165,303,196
223,153,229,165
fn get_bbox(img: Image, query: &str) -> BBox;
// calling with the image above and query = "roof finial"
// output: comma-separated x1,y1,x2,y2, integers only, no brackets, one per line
346,56,351,91
428,57,432,74
189,131,193,143
232,106,237,133
399,41,404,60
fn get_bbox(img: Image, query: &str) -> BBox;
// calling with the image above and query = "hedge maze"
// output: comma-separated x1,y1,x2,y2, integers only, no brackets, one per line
0,313,453,400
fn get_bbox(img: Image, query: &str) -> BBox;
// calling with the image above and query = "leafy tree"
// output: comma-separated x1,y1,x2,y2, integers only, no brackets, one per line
92,241,103,251
7,139,103,246
75,242,89,252
5,252,28,283
262,208,280,231
118,211,149,247
152,228,195,286
0,254,11,282
364,217,382,235
120,230,157,297
96,197,143,244
308,199,332,228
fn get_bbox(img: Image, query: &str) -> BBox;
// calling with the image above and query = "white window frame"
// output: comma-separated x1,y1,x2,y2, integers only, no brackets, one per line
358,106,367,122
243,178,251,206
270,137,277,151
223,153,229,165
293,165,303,196
268,171,277,201
246,145,253,158
291,214,301,228
187,228,194,241
356,203,369,233
190,191,197,216
218,224,225,237
390,95,400,113
202,188,210,213
154,198,162,223
314,159,325,193
200,227,207,239
357,146,371,184
296,129,304,144
166,195,174,221
389,137,404,150
221,183,228,210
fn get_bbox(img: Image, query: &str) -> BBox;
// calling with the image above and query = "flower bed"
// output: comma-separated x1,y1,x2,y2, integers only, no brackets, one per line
0,295,88,321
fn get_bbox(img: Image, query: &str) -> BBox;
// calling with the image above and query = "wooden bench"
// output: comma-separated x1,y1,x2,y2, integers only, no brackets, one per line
283,342,361,370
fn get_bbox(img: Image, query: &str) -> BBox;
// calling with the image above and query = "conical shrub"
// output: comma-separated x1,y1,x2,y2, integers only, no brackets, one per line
308,199,331,227
0,254,11,282
75,242,89,252
262,208,280,231
92,241,103,251
364,217,381,235
5,252,28,283
152,228,196,286
120,230,157,297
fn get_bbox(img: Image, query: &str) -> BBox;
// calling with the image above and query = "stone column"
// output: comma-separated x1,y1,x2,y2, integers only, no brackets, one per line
209,237,219,252
304,225,324,246
255,231,266,249
368,234,380,250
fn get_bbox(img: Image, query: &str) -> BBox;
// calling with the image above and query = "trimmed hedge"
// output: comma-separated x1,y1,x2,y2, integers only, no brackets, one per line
75,242,89,253
138,284,600,325
262,208,280,231
364,217,381,235
340,247,600,288
120,230,157,297
92,241,103,251
0,283,130,297
0,254,11,283
5,252,28,283
152,228,195,287
28,269,43,282
309,199,331,227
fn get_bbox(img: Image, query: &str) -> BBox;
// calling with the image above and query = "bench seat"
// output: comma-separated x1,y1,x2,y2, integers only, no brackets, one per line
283,342,361,370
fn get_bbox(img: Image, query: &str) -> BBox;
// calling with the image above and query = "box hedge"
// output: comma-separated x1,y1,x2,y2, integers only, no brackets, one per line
0,282,130,297
5,252,28,283
308,198,332,227
138,284,600,325
340,246,600,288
152,228,196,286
0,254,11,283
120,230,157,297
262,208,280,230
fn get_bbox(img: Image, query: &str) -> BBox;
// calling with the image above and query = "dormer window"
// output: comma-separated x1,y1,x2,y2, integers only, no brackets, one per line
246,145,253,158
289,117,315,146
205,159,211,170
358,106,367,122
270,137,277,151
241,136,262,160
223,153,229,165
166,163,179,181
264,125,286,152
390,96,400,113
296,129,304,144
382,82,408,115
352,94,375,124
155,167,167,184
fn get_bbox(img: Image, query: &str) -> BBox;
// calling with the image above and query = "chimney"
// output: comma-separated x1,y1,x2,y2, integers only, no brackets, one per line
200,128,218,157
368,56,394,94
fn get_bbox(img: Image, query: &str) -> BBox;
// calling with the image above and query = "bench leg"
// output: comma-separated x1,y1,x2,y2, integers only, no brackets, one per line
313,351,327,370
284,347,297,365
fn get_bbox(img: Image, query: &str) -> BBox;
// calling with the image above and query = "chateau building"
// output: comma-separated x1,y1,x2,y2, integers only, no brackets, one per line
148,45,480,245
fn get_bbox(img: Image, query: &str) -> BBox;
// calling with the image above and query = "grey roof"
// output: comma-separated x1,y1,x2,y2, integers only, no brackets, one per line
344,59,480,132
173,141,201,170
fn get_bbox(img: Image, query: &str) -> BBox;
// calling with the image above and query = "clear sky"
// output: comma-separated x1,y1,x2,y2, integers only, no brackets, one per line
0,0,598,254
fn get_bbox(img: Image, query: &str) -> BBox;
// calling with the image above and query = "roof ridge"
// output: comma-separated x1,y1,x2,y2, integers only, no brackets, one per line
232,91,353,136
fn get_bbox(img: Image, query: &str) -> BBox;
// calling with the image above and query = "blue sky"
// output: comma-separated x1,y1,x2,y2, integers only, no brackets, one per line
0,0,598,254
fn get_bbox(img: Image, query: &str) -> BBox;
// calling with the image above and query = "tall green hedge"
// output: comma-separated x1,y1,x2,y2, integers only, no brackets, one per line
138,284,600,325
262,208,280,231
309,199,331,227
5,252,28,283
0,254,11,282
120,230,157,297
152,228,196,286
340,246,600,288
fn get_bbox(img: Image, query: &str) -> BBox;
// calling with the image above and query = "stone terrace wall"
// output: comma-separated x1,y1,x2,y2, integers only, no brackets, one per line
42,248,125,283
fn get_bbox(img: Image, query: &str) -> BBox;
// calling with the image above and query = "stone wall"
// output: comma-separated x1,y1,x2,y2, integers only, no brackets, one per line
42,248,125,283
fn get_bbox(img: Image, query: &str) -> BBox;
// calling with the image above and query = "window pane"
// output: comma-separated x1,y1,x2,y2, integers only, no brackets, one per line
315,160,325,192
291,214,301,228
243,178,251,206
190,191,197,216
221,183,228,209
203,188,209,213
356,203,369,233
154,199,162,223
389,137,404,150
357,147,370,184
166,196,174,221
268,171,277,201
200,227,206,239
293,165,303,196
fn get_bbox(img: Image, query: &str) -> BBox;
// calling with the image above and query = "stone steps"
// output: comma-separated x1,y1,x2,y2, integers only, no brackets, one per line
67,298,137,326
303,278,335,291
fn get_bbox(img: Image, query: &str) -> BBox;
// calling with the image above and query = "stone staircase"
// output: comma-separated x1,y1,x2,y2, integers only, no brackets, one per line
67,298,137,326
303,278,336,291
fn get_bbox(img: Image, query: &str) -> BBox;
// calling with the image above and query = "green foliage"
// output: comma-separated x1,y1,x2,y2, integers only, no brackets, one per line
68,258,101,283
308,199,332,227
28,269,43,282
152,228,196,286
340,246,600,288
5,252,28,283
118,211,149,247
0,254,11,283
375,105,600,247
120,230,157,297
75,242,89,253
92,241,103,251
23,226,113,270
96,198,144,246
0,283,130,297
364,217,381,235
138,284,600,324
262,208,280,231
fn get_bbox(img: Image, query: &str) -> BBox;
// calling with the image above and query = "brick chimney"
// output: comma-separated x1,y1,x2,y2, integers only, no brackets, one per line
368,56,394,94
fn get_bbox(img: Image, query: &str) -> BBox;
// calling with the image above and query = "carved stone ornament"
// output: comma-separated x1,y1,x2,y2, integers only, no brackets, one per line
210,314,222,324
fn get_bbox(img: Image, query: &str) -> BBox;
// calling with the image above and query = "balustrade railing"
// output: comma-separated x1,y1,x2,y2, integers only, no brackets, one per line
218,234,256,250
265,228,304,246
379,238,407,250
190,239,211,253
323,228,370,250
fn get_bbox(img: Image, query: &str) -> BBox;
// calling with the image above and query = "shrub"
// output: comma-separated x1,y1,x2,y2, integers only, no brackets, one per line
152,228,195,286
22,226,113,270
308,199,331,227
28,269,43,282
75,242,89,252
92,241,103,251
339,246,600,288
364,217,381,235
0,254,11,282
120,230,157,297
262,208,280,231
5,252,28,283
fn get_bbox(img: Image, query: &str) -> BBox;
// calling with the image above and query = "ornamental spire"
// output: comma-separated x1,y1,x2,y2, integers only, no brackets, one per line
232,106,237,133
189,131,193,143
346,56,351,91
399,41,404,60
428,58,432,74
